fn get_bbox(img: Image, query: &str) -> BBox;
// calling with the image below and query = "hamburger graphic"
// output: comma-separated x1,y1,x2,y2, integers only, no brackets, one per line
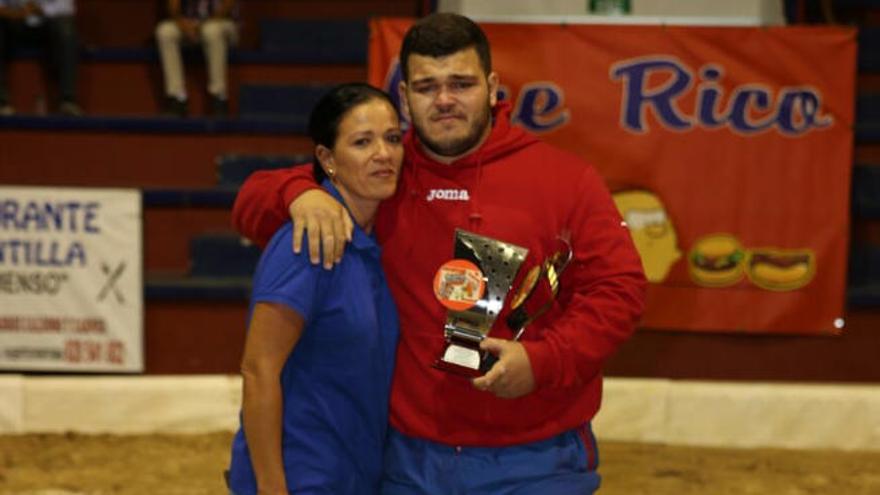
688,234,746,287
746,248,815,291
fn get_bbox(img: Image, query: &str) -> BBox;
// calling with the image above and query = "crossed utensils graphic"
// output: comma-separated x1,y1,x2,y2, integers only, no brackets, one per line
97,261,126,303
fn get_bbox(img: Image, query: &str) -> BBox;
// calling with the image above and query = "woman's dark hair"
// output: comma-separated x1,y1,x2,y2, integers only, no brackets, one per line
400,13,492,82
308,83,397,183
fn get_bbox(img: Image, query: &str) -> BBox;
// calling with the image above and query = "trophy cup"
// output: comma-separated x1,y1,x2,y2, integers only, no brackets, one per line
433,229,528,377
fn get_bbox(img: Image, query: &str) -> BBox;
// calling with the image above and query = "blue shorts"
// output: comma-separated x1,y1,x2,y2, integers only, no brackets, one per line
381,425,600,495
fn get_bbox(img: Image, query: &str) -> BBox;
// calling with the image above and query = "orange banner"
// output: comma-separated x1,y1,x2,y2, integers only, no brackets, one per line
369,18,856,335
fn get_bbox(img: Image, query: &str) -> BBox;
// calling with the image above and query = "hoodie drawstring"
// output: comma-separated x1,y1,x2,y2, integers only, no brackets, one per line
468,152,484,231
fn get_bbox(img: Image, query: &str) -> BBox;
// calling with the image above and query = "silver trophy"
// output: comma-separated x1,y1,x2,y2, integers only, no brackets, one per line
433,229,528,376
433,230,575,377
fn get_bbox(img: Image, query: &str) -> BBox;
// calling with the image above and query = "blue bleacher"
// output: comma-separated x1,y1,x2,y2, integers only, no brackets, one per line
10,18,369,66
849,163,880,306
145,232,261,301
856,92,880,142
848,242,880,286
145,274,252,300
847,243,880,307
851,163,880,219
857,92,880,124
143,237,258,299
259,19,368,64
142,188,237,208
835,0,880,8
0,113,306,134
238,83,334,121
217,154,310,187
858,27,880,73
141,155,311,209
190,233,262,278
143,157,312,299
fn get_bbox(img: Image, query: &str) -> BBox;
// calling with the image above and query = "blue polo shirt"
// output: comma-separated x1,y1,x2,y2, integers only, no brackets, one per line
228,181,399,495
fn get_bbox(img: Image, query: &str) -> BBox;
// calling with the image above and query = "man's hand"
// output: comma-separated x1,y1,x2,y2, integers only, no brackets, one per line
289,189,353,269
175,17,200,42
2,2,39,19
213,0,234,20
472,338,536,399
23,1,42,16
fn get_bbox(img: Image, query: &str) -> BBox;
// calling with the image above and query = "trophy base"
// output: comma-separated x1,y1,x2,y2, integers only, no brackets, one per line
433,358,483,377
433,344,499,377
434,343,483,377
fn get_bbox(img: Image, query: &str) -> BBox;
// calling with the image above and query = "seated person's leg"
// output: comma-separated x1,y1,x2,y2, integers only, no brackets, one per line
155,19,187,116
0,18,12,114
44,15,80,115
0,17,45,115
199,19,237,116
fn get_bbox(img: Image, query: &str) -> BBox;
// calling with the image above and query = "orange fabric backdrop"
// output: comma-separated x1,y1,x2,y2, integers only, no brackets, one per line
369,18,856,335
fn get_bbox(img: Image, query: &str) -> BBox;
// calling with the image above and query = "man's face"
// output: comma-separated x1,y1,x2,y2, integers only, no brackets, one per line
400,47,499,162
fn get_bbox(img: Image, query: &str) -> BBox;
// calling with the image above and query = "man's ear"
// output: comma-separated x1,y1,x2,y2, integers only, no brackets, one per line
488,71,500,107
398,80,412,122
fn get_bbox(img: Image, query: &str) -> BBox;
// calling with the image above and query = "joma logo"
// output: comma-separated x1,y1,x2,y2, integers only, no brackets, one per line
426,189,470,202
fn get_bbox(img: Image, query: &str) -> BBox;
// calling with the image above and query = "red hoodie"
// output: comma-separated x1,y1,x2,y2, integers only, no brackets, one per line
232,102,647,446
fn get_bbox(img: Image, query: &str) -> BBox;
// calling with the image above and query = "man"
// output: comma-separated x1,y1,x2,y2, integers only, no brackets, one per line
232,13,646,494
155,0,237,117
0,0,81,116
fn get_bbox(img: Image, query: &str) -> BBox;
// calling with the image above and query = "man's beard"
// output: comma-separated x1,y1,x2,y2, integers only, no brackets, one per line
414,101,492,158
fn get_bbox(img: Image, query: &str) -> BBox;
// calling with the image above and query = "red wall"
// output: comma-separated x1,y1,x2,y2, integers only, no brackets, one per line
1,0,878,380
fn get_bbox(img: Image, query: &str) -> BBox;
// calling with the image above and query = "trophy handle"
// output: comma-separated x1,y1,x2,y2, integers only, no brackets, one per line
506,237,574,341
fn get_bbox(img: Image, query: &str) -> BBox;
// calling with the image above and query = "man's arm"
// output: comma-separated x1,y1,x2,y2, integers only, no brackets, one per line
167,0,199,41
475,165,647,397
167,0,182,18
0,2,38,18
231,165,353,268
523,165,647,390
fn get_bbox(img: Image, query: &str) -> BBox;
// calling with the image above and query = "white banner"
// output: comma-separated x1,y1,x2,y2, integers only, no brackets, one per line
0,186,143,372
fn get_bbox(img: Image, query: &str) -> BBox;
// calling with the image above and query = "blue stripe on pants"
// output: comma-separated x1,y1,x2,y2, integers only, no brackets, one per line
381,426,601,495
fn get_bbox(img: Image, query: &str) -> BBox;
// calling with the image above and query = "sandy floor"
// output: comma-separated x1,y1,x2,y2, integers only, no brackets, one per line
0,432,879,494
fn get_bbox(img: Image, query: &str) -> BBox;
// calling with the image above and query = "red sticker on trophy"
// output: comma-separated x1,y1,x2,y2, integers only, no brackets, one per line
433,259,486,311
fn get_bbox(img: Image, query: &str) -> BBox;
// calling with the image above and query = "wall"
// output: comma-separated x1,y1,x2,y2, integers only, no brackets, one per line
1,0,877,382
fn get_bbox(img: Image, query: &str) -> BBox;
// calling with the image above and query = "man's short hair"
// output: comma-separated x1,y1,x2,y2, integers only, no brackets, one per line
400,13,492,82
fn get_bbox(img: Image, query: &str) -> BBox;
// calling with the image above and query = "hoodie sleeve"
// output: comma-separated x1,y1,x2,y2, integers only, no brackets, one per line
231,165,320,248
521,165,647,391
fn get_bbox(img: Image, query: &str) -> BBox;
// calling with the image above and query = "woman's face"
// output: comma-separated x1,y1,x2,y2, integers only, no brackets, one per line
322,98,404,205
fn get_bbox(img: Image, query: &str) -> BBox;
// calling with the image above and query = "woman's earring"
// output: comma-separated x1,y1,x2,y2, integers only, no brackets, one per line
327,168,336,179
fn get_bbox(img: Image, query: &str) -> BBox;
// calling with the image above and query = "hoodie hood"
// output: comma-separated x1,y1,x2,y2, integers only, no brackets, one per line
397,101,540,232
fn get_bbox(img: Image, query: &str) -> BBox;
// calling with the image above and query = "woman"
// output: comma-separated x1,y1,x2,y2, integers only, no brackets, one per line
227,83,403,495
